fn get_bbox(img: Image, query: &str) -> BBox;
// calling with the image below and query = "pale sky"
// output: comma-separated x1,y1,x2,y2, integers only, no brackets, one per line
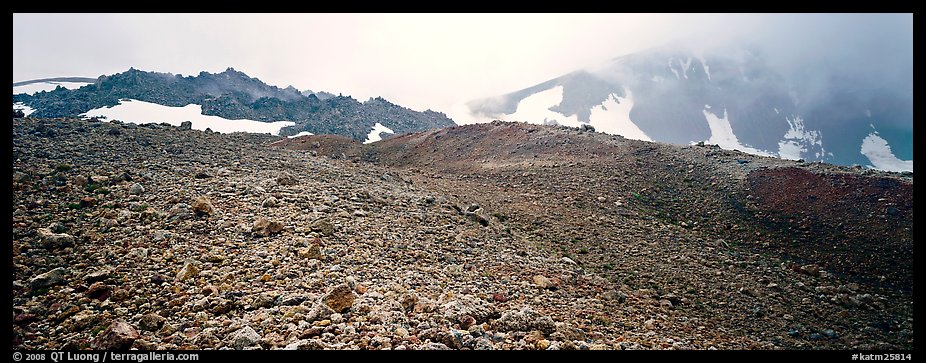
12,13,912,123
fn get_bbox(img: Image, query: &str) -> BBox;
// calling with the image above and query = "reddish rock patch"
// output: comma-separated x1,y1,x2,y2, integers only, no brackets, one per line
747,167,913,291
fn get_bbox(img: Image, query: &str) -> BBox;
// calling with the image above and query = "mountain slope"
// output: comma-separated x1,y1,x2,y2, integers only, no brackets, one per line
15,117,913,350
12,68,456,141
467,46,913,172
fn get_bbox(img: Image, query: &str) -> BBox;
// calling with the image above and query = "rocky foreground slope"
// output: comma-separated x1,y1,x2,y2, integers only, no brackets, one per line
13,118,913,350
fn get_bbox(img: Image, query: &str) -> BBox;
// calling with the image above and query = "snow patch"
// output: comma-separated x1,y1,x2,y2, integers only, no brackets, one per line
13,102,35,117
773,108,779,114
82,99,295,135
363,123,394,144
13,81,91,95
667,59,680,80
680,57,693,79
502,86,652,142
864,109,872,118
776,116,823,160
503,86,582,128
701,107,773,157
587,89,652,142
287,131,314,138
860,133,913,172
698,56,711,81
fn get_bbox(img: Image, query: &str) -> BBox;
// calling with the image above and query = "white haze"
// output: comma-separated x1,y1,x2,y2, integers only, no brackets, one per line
13,14,911,128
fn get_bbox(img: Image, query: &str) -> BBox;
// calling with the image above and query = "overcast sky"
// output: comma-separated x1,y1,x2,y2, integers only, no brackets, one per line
13,13,912,122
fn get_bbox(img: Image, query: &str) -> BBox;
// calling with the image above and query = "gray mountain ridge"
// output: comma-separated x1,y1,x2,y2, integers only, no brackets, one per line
13,68,455,142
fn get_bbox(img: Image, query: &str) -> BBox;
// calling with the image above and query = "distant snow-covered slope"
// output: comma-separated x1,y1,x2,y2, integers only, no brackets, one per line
467,46,912,172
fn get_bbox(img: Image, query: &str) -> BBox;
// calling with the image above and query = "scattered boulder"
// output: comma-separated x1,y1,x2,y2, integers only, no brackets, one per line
37,228,75,249
441,294,497,325
252,217,284,237
799,264,822,277
494,306,555,334
85,282,112,301
175,260,200,282
276,171,298,186
138,314,165,332
31,267,68,290
91,321,139,350
129,183,145,195
84,269,110,283
322,284,356,313
311,219,335,236
191,196,214,217
168,203,193,220
283,339,327,350
229,326,261,349
261,196,278,208
297,244,323,260
532,275,556,290
179,121,192,130
421,342,452,350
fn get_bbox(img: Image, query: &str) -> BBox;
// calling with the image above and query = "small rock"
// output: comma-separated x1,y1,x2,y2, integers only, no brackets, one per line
799,264,821,277
31,267,68,290
179,121,192,130
261,196,278,208
252,294,275,308
150,274,165,285
37,228,75,249
399,293,418,312
201,285,220,296
494,306,555,334
322,284,356,313
739,287,761,297
311,219,335,236
276,171,298,186
175,260,200,282
81,197,98,208
353,209,367,217
191,196,214,217
168,203,192,220
14,314,37,325
474,338,494,350
536,339,551,350
129,183,145,195
297,244,323,260
441,295,497,325
111,289,129,302
252,217,284,237
138,314,165,332
283,339,326,350
49,222,66,233
602,290,628,303
596,196,607,202
212,299,235,314
85,282,112,301
421,342,452,350
532,275,555,289
92,321,139,350
230,326,261,349
561,257,577,265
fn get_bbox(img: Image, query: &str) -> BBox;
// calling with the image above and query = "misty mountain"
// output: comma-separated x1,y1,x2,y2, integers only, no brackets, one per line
12,68,455,141
467,46,913,172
